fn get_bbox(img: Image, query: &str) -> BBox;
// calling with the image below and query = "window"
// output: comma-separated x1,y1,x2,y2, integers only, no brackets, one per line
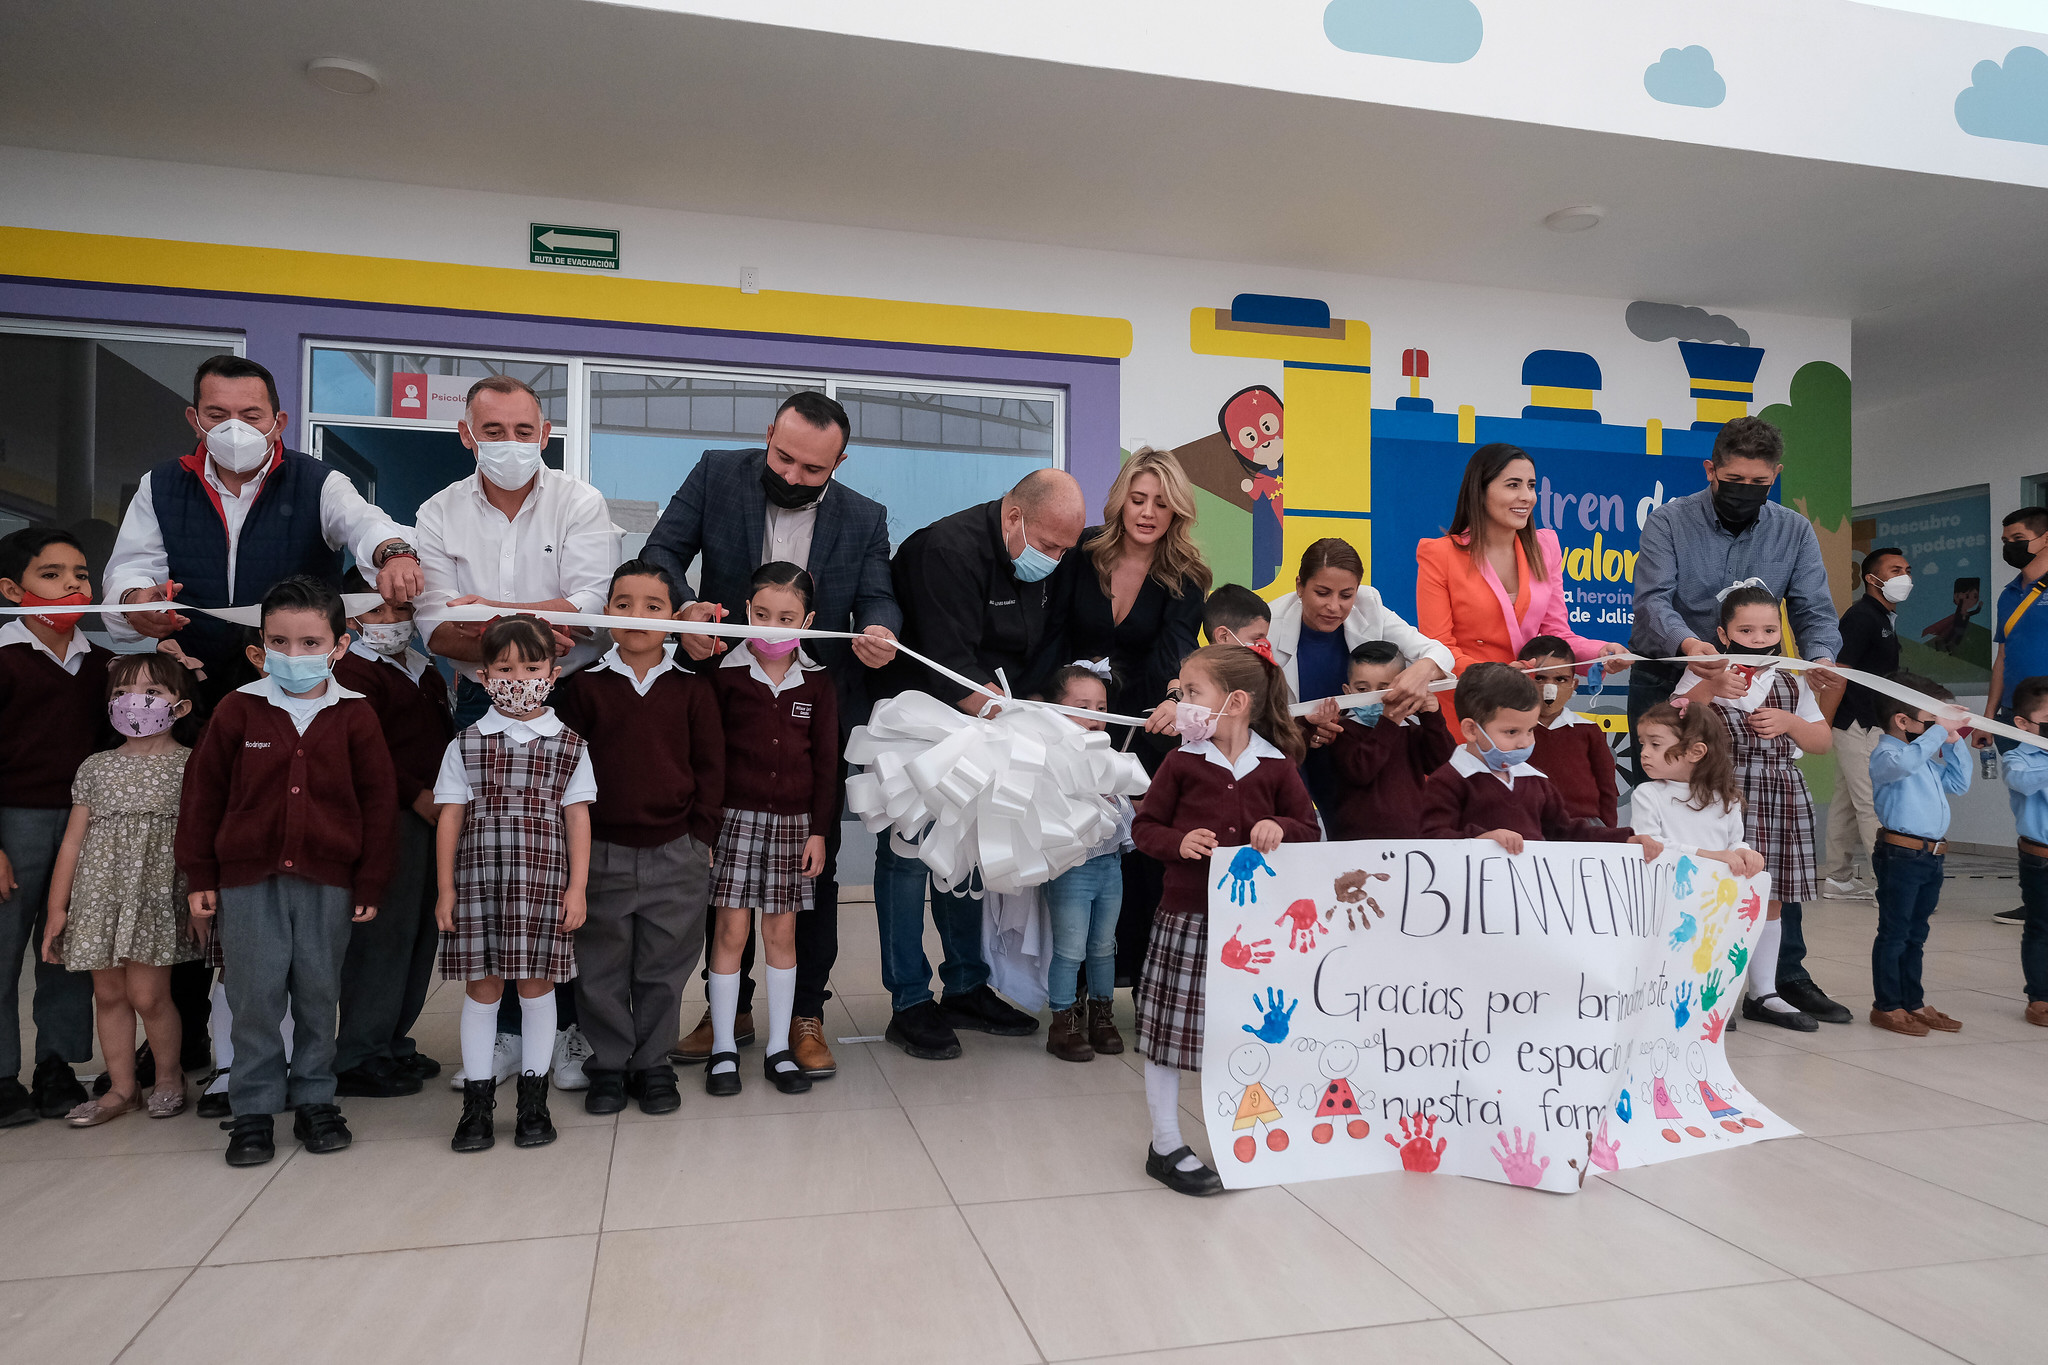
308,348,569,423
834,387,1058,548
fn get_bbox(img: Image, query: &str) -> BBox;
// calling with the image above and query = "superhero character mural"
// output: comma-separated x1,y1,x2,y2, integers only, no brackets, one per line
1221,385,1284,589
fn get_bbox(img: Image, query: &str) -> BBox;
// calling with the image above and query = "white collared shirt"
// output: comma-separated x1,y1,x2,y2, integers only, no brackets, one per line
432,705,598,806
589,641,680,698
763,488,825,568
1546,708,1586,730
239,675,365,736
412,468,619,670
720,639,823,696
1180,730,1285,780
347,636,432,683
0,619,90,674
1448,744,1546,790
103,454,404,642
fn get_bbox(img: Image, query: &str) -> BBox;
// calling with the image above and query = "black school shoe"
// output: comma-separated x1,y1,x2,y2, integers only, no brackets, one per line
626,1066,682,1114
396,1053,443,1081
196,1069,232,1119
452,1078,496,1153
583,1067,629,1115
293,1103,353,1154
940,985,1039,1037
224,1113,275,1166
0,1077,36,1128
30,1057,89,1119
885,1001,963,1060
1777,978,1854,1025
1145,1144,1224,1196
335,1062,424,1099
1741,993,1820,1032
93,1043,157,1098
762,1051,813,1095
514,1074,556,1147
704,1052,742,1097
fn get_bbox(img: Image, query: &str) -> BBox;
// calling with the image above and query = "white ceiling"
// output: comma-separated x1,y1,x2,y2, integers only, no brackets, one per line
4,0,2047,346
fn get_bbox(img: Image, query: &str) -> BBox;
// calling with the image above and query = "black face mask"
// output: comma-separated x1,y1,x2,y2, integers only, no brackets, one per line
1712,478,1772,529
761,462,826,511
2004,537,2040,570
1719,638,1782,659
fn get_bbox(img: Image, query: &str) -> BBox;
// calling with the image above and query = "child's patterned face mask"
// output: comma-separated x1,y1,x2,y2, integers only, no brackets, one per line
483,674,554,713
109,692,177,736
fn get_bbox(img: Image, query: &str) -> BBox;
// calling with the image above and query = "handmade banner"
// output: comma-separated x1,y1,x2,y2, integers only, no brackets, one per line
1200,839,1795,1194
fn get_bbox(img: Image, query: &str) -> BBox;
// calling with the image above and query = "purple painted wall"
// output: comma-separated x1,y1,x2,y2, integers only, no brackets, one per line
0,276,1123,509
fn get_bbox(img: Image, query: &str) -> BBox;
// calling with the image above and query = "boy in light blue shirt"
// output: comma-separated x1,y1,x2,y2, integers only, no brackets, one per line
1867,671,1973,1037
2001,674,2048,1027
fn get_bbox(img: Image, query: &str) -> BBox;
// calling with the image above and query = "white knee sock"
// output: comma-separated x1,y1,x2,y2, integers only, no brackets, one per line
519,991,556,1076
461,996,499,1082
765,964,798,1073
707,971,741,1075
1145,1060,1202,1172
1749,919,1797,1011
209,981,234,1074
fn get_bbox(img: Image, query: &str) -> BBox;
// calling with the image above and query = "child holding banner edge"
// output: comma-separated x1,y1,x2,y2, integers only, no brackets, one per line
1131,643,1319,1196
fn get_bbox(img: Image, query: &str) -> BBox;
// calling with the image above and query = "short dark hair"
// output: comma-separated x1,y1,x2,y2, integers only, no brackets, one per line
1516,634,1575,665
609,558,680,608
2012,674,2048,719
192,355,280,412
2002,506,2048,538
481,615,554,664
1717,582,1780,628
1861,547,1907,577
341,565,373,596
775,391,851,453
1203,584,1270,640
1455,660,1539,725
259,574,345,637
1348,640,1402,669
1876,669,1953,727
0,526,85,584
1710,416,1783,466
465,374,543,415
750,559,815,614
1045,665,1106,704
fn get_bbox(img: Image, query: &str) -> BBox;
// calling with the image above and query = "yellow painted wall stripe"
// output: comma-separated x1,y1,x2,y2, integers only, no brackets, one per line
1689,376,1756,394
0,226,1133,358
1529,385,1594,409
1694,396,1751,423
1189,306,1371,366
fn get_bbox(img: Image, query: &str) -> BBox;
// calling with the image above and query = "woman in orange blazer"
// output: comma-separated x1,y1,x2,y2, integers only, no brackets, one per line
1415,443,1630,726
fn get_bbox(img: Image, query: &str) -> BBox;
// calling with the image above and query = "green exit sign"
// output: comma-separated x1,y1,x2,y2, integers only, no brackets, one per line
529,223,620,271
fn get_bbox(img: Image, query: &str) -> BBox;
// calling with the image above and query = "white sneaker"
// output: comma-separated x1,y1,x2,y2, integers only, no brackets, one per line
551,1024,593,1091
1822,877,1877,901
448,1033,524,1089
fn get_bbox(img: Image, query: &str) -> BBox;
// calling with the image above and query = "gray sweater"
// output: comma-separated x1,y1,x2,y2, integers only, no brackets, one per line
1630,489,1841,660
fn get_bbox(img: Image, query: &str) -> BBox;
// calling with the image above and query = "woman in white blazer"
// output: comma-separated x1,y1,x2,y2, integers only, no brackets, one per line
1267,537,1456,735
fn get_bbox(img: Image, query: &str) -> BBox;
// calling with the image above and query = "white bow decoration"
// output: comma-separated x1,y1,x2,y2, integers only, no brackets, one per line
844,692,1150,896
1714,576,1770,603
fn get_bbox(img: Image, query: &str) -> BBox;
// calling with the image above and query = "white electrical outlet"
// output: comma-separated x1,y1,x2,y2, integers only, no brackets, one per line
739,267,760,294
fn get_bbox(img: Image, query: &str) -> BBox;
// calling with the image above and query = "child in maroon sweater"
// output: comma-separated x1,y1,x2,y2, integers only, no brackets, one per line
1132,643,1318,1197
1519,635,1619,826
704,562,838,1099
1327,641,1456,841
178,575,396,1167
1420,662,1659,859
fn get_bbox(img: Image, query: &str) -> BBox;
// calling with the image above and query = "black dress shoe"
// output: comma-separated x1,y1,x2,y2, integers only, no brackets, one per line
452,1078,496,1153
626,1066,683,1114
1777,979,1854,1025
583,1067,628,1115
293,1103,353,1154
224,1113,275,1166
886,1001,964,1059
1145,1144,1224,1196
0,1077,36,1128
30,1057,88,1119
196,1069,231,1119
513,1074,556,1147
1741,993,1819,1032
704,1051,742,1097
762,1050,813,1095
396,1052,443,1081
334,1063,423,1099
940,985,1040,1036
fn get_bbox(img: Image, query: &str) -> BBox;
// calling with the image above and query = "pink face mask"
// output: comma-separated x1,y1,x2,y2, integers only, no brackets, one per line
751,635,801,659
1175,701,1220,744
109,692,177,737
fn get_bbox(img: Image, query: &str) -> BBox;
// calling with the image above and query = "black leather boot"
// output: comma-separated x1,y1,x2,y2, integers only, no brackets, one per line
452,1078,496,1153
513,1073,556,1147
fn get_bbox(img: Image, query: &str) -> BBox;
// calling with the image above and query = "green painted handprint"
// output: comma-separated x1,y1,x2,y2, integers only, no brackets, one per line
1700,968,1724,1014
1726,940,1749,976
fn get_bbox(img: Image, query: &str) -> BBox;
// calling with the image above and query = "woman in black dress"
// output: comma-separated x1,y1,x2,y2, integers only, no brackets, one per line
1032,446,1210,982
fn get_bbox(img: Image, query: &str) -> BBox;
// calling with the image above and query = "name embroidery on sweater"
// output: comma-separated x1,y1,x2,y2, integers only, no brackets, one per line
792,702,812,719
244,740,272,749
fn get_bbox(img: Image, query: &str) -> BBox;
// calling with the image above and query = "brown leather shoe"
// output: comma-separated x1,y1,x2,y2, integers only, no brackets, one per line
1086,997,1125,1055
790,1016,837,1078
1046,1005,1095,1062
1869,1007,1931,1037
2027,1001,2048,1027
669,1007,755,1063
1910,1005,1962,1033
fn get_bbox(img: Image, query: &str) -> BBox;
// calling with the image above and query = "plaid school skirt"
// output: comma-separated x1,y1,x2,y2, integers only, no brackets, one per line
440,728,583,984
711,808,814,916
1716,676,1817,903
1136,907,1207,1073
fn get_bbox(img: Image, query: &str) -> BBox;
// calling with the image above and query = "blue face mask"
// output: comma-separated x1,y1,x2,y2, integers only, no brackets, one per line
266,648,334,694
1010,515,1059,583
1585,661,1605,693
1476,728,1536,773
1351,702,1385,727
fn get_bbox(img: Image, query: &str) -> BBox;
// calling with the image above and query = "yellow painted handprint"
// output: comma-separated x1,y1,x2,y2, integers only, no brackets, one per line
1693,910,1724,976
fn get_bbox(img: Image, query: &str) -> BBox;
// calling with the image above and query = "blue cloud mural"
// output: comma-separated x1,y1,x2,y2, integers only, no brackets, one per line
1323,0,1483,65
1644,46,1725,108
1956,46,2048,144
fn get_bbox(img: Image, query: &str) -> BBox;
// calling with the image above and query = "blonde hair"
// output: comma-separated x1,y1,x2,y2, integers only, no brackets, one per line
1085,447,1212,600
1182,643,1305,764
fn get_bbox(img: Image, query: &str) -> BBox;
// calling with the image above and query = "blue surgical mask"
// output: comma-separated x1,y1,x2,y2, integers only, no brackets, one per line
1585,661,1605,692
266,648,334,693
1476,729,1535,773
1010,515,1059,583
1351,702,1384,727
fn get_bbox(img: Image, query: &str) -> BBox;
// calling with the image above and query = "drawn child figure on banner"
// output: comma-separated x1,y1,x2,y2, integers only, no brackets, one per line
1220,385,1284,587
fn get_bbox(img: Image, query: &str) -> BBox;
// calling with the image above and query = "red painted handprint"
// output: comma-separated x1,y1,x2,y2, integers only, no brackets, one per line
1736,888,1762,927
1275,899,1320,952
1698,1009,1726,1043
1385,1113,1446,1172
1219,926,1275,974
1491,1127,1550,1187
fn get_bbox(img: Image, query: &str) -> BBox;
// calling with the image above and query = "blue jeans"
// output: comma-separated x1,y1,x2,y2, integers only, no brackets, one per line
1777,899,1812,986
2020,853,2048,1004
1045,853,1123,1010
1871,842,1945,1013
873,838,989,1014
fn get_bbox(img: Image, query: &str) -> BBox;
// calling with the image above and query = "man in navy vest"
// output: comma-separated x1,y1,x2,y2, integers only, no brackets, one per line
104,356,420,704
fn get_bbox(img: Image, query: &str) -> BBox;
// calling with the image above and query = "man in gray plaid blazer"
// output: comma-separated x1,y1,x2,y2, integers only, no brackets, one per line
643,391,900,1080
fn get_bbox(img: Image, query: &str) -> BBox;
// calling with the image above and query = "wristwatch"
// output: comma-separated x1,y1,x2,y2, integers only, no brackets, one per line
374,540,419,568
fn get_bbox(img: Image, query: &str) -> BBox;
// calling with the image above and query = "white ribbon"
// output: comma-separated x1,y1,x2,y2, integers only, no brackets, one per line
842,692,1149,895
1,594,387,629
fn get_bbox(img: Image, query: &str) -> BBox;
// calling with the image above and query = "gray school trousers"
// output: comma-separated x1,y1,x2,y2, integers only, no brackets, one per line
574,833,710,1074
221,875,352,1116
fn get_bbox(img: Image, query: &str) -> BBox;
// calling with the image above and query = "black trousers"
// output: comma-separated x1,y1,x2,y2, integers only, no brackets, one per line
334,811,440,1073
700,811,843,1020
1624,659,1685,786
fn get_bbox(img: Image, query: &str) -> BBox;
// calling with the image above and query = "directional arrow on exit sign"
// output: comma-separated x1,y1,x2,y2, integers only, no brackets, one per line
530,223,620,270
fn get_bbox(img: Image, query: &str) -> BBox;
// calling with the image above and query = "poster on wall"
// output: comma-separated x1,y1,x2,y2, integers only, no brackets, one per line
1199,839,1794,1195
1859,486,1994,690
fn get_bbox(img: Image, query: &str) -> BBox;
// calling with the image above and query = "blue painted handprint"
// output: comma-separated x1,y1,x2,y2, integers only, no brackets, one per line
1242,988,1298,1044
1616,1089,1633,1123
1672,982,1693,1029
1668,911,1698,950
1218,847,1276,906
1674,856,1698,896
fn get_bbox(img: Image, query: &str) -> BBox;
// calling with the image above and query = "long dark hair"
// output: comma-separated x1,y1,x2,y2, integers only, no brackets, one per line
1447,443,1545,583
1182,643,1306,764
1296,537,1363,586
1639,701,1742,815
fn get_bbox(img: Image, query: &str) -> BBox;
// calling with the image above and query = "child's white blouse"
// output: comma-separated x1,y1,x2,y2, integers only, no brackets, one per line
1629,779,1750,855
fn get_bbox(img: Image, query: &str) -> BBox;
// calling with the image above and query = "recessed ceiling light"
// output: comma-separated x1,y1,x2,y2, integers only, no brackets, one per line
306,57,380,96
1543,205,1606,232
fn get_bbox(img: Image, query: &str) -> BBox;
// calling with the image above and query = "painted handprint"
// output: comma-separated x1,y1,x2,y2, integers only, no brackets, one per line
1385,1113,1446,1172
1726,939,1749,976
1217,846,1276,905
1615,1089,1632,1123
1275,898,1321,952
1588,1119,1620,1172
1705,876,1738,917
1491,1127,1551,1187
1672,981,1693,1029
1241,987,1298,1044
1698,1009,1726,1044
1219,925,1275,975
1691,914,1723,976
1699,968,1724,1014
1673,855,1698,896
1330,870,1390,930
1736,887,1762,926
1667,911,1698,950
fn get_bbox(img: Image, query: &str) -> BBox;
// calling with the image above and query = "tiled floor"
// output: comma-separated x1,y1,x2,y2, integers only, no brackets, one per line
6,876,2044,1365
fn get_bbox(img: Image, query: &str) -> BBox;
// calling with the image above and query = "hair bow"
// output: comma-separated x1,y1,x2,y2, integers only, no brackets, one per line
1714,577,1769,603
1669,694,1692,716
1070,657,1114,681
1244,636,1277,666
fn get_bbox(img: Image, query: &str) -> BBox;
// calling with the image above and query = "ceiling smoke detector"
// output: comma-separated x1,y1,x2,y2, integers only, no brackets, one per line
1543,205,1606,233
306,57,381,96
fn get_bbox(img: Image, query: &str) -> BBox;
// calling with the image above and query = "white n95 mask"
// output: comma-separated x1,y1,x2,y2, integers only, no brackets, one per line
201,416,277,474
